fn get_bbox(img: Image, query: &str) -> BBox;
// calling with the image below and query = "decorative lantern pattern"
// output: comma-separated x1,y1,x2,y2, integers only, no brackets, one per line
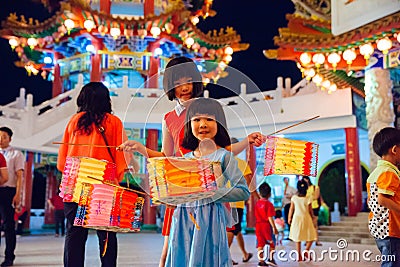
147,157,219,205
74,183,144,232
264,136,319,177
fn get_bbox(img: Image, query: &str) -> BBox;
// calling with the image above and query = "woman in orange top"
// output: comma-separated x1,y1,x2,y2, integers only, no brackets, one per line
57,82,129,267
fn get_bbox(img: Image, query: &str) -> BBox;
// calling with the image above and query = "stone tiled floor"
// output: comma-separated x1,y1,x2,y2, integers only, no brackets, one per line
2,232,382,266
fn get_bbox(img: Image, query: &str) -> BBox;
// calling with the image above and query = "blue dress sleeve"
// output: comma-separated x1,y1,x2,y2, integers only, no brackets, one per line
211,151,250,203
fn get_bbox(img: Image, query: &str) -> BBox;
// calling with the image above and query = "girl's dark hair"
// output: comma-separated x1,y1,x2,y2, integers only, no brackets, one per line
181,98,230,151
302,176,312,185
76,82,112,135
372,127,400,157
275,209,282,218
259,182,272,198
163,57,203,101
297,180,309,196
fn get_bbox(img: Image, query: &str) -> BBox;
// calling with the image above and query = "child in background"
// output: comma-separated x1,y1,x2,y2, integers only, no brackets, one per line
274,210,285,246
165,98,250,267
288,180,316,261
367,127,400,267
47,192,65,237
255,182,278,267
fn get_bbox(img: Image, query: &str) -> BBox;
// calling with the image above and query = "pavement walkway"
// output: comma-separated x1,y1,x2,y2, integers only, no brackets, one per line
0,231,384,266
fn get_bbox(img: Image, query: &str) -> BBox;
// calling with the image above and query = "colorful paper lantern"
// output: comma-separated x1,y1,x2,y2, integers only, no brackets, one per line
264,136,319,176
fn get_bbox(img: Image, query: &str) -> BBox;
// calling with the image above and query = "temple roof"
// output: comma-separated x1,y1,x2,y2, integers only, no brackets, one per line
264,0,400,96
0,0,248,81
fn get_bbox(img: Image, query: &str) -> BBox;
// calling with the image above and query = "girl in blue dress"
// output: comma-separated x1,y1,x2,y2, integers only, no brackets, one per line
165,98,250,267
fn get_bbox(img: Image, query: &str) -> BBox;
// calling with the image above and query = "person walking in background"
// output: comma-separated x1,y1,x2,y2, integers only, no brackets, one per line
281,177,296,234
0,126,24,267
367,127,400,267
302,176,322,246
47,192,65,237
255,182,278,267
274,210,285,246
0,153,8,185
288,180,316,261
227,137,253,265
57,82,130,267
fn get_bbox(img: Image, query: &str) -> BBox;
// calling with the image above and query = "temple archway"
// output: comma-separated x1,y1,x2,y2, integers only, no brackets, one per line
318,159,369,214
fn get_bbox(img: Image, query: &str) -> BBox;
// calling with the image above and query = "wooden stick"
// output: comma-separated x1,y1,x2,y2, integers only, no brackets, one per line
267,115,320,136
86,176,147,196
52,142,118,148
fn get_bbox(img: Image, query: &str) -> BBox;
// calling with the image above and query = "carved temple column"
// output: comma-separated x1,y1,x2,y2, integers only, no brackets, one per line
142,129,158,230
245,145,256,231
364,67,395,170
344,128,363,216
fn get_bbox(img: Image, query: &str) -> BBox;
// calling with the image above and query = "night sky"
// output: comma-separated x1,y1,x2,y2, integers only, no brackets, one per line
0,0,301,105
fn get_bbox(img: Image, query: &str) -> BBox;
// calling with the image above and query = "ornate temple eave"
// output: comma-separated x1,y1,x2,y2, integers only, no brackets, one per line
1,1,186,36
188,22,246,49
274,12,400,51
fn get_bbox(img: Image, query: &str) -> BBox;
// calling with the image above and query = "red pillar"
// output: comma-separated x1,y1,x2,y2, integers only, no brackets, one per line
52,53,62,97
142,129,158,229
246,145,257,231
144,0,154,16
23,152,34,232
99,0,111,14
345,127,363,216
146,42,160,88
90,54,102,82
44,168,57,225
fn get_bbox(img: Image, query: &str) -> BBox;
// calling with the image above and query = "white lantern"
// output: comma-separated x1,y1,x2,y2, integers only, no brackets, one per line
312,73,323,85
299,52,312,65
27,37,38,49
321,79,331,89
343,49,356,64
329,83,337,92
84,19,95,32
185,37,194,48
359,43,374,59
150,26,161,38
8,38,19,49
110,27,121,39
224,46,233,55
376,37,392,54
64,19,75,33
304,68,316,80
327,52,341,71
312,53,325,66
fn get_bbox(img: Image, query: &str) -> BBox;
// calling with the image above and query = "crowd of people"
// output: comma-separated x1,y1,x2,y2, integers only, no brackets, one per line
1,55,397,267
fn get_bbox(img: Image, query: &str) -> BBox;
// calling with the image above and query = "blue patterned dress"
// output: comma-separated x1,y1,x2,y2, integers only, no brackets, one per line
165,148,250,267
